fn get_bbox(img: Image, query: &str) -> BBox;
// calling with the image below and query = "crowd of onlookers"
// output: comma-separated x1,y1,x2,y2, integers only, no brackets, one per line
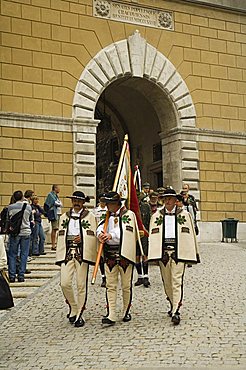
0,185,63,309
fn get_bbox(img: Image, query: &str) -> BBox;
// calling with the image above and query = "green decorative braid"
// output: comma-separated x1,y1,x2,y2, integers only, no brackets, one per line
177,215,186,225
155,216,163,226
62,219,69,229
81,220,91,229
100,213,106,221
121,215,131,224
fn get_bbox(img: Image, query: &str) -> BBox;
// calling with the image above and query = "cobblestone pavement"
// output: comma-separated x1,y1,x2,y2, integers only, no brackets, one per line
0,242,245,370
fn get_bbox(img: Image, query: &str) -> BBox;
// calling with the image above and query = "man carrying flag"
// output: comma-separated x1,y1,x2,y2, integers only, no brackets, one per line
96,191,143,326
94,135,144,326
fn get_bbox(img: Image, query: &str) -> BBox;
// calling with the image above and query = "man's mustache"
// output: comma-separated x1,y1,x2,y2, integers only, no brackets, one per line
74,204,81,207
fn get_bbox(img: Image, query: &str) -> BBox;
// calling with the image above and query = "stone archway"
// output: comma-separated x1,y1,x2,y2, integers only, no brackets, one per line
72,31,199,204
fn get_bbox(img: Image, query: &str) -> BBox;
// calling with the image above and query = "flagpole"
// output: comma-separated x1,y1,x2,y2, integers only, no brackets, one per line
91,211,110,285
91,134,129,285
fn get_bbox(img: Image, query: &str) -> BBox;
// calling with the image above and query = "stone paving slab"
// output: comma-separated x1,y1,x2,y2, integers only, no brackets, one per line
0,242,245,370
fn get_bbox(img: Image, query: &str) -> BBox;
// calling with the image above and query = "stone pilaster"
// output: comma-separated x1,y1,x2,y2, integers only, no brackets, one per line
72,118,100,207
160,128,200,200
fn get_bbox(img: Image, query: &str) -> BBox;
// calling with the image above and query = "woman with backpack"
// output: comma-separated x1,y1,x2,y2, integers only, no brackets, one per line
31,196,46,256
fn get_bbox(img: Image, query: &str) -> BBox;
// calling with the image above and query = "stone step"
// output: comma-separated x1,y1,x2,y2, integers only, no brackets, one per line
4,244,59,307
24,272,58,279
29,255,56,259
11,290,33,299
10,280,46,288
29,259,56,265
27,265,59,271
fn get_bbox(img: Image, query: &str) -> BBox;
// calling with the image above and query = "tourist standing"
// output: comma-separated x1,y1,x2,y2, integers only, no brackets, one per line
7,191,32,283
45,185,62,250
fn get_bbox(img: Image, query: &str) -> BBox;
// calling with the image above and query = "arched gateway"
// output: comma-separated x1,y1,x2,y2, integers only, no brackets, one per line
72,31,200,205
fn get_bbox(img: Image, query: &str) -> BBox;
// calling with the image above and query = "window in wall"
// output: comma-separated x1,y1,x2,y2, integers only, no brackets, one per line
153,143,162,162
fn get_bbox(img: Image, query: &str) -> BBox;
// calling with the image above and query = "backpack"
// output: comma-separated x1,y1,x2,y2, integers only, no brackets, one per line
43,202,56,221
43,202,49,215
0,207,8,234
7,203,27,237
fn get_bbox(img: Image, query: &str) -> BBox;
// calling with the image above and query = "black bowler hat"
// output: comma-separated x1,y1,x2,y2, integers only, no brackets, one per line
157,187,166,196
163,188,177,198
176,194,183,202
66,191,90,202
100,191,122,203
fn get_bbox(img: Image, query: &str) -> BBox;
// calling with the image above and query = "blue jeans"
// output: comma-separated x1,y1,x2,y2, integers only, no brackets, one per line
8,235,30,279
32,223,45,255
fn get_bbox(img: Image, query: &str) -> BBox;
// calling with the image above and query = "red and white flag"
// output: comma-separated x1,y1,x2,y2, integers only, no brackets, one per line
133,165,142,193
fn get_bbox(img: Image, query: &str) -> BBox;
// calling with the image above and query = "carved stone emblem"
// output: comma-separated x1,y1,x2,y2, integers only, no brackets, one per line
158,12,172,29
95,0,110,17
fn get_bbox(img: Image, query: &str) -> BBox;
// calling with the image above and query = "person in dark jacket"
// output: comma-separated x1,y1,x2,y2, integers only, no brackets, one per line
31,196,46,256
45,184,63,250
7,190,33,283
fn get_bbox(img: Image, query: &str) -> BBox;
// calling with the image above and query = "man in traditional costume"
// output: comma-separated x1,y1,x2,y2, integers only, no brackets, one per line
148,188,200,325
96,191,143,326
56,191,97,327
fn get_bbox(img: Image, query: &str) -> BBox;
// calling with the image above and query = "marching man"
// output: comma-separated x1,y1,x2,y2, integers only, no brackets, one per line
96,191,143,326
56,191,97,327
148,188,200,325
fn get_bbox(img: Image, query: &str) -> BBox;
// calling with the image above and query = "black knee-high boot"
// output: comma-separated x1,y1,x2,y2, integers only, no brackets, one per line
143,261,150,287
134,262,143,286
100,258,106,287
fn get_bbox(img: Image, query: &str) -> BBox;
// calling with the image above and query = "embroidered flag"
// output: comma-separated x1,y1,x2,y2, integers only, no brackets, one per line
113,135,148,236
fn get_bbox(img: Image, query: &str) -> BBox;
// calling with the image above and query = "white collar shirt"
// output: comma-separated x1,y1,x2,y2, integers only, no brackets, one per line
96,208,122,245
164,207,176,239
67,209,82,236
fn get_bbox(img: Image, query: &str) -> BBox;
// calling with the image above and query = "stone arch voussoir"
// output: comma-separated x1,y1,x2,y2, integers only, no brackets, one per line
72,31,199,203
73,30,196,129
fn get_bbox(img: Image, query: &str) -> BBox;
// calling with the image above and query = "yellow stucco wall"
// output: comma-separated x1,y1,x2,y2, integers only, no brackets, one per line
0,125,73,208
0,0,245,221
1,0,245,131
199,142,246,222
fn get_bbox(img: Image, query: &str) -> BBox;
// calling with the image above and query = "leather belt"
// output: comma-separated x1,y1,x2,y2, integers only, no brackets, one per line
104,244,120,259
68,247,77,257
164,246,175,251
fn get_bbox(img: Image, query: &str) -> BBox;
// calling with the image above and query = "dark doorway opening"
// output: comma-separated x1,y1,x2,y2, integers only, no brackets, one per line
95,77,165,200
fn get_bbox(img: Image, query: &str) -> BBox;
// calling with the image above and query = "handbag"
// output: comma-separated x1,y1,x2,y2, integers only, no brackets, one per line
47,208,56,222
0,270,14,309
